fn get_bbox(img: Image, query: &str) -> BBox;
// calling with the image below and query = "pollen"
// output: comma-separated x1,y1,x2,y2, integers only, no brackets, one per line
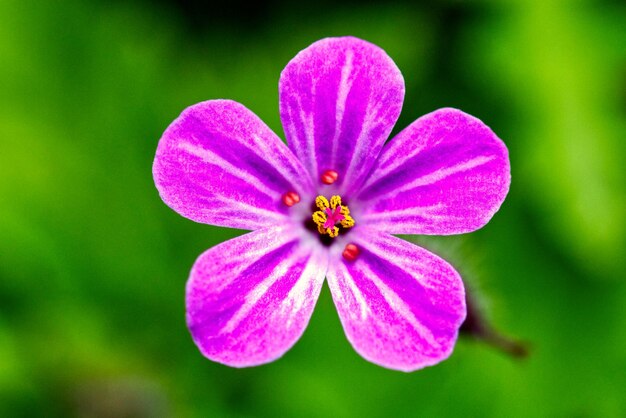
312,194,355,238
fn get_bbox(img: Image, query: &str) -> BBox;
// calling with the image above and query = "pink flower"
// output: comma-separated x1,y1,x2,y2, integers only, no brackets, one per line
153,37,510,371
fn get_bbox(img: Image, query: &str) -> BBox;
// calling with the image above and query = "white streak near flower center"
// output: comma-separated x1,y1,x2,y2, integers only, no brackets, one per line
355,232,441,291
250,134,310,193
285,89,318,178
204,226,298,295
178,141,280,199
366,131,448,186
209,195,285,222
305,81,319,177
355,262,438,348
361,204,444,222
342,99,383,191
221,246,311,334
334,262,369,320
360,204,466,230
283,104,303,164
279,250,325,328
331,49,355,169
368,119,461,184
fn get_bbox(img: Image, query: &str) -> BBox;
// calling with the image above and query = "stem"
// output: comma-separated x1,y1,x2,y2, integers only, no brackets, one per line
460,289,529,358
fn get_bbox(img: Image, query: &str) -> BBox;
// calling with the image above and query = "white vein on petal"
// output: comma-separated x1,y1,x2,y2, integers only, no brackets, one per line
283,103,303,164
341,98,382,189
368,115,461,185
198,226,299,295
362,155,495,202
332,262,369,321
178,140,280,199
287,88,318,178
354,232,441,291
307,79,319,176
354,261,438,348
250,134,312,194
365,127,443,186
361,204,444,223
331,49,355,169
209,195,286,222
279,250,326,328
221,243,312,334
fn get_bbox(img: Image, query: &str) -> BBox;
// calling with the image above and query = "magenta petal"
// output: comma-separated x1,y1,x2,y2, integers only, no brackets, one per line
153,100,314,229
186,226,327,367
356,108,511,235
279,37,404,196
326,228,466,371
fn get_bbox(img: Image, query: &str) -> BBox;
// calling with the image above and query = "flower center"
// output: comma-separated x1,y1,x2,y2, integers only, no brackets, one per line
311,195,355,238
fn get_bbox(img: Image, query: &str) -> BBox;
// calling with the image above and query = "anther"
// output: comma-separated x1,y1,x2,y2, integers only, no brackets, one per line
342,243,360,262
321,170,339,185
281,191,300,207
315,195,330,210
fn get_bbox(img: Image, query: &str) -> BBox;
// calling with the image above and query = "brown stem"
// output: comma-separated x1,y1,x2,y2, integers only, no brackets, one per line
460,289,529,358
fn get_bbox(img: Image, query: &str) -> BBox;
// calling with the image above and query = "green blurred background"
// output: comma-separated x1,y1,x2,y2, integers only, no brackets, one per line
1,0,625,417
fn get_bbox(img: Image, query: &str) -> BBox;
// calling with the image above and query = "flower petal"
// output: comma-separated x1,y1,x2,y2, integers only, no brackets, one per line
279,37,404,196
186,226,327,367
326,228,466,371
153,100,314,229
356,108,510,235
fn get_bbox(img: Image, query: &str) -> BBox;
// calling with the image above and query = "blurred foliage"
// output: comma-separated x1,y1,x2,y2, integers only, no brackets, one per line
0,0,624,417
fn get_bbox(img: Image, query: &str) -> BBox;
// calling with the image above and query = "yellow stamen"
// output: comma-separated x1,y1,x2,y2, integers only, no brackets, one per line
315,196,329,210
327,226,339,237
312,210,327,225
341,216,355,228
330,195,342,209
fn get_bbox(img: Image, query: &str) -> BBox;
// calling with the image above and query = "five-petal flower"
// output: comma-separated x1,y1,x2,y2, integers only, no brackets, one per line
153,37,510,371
